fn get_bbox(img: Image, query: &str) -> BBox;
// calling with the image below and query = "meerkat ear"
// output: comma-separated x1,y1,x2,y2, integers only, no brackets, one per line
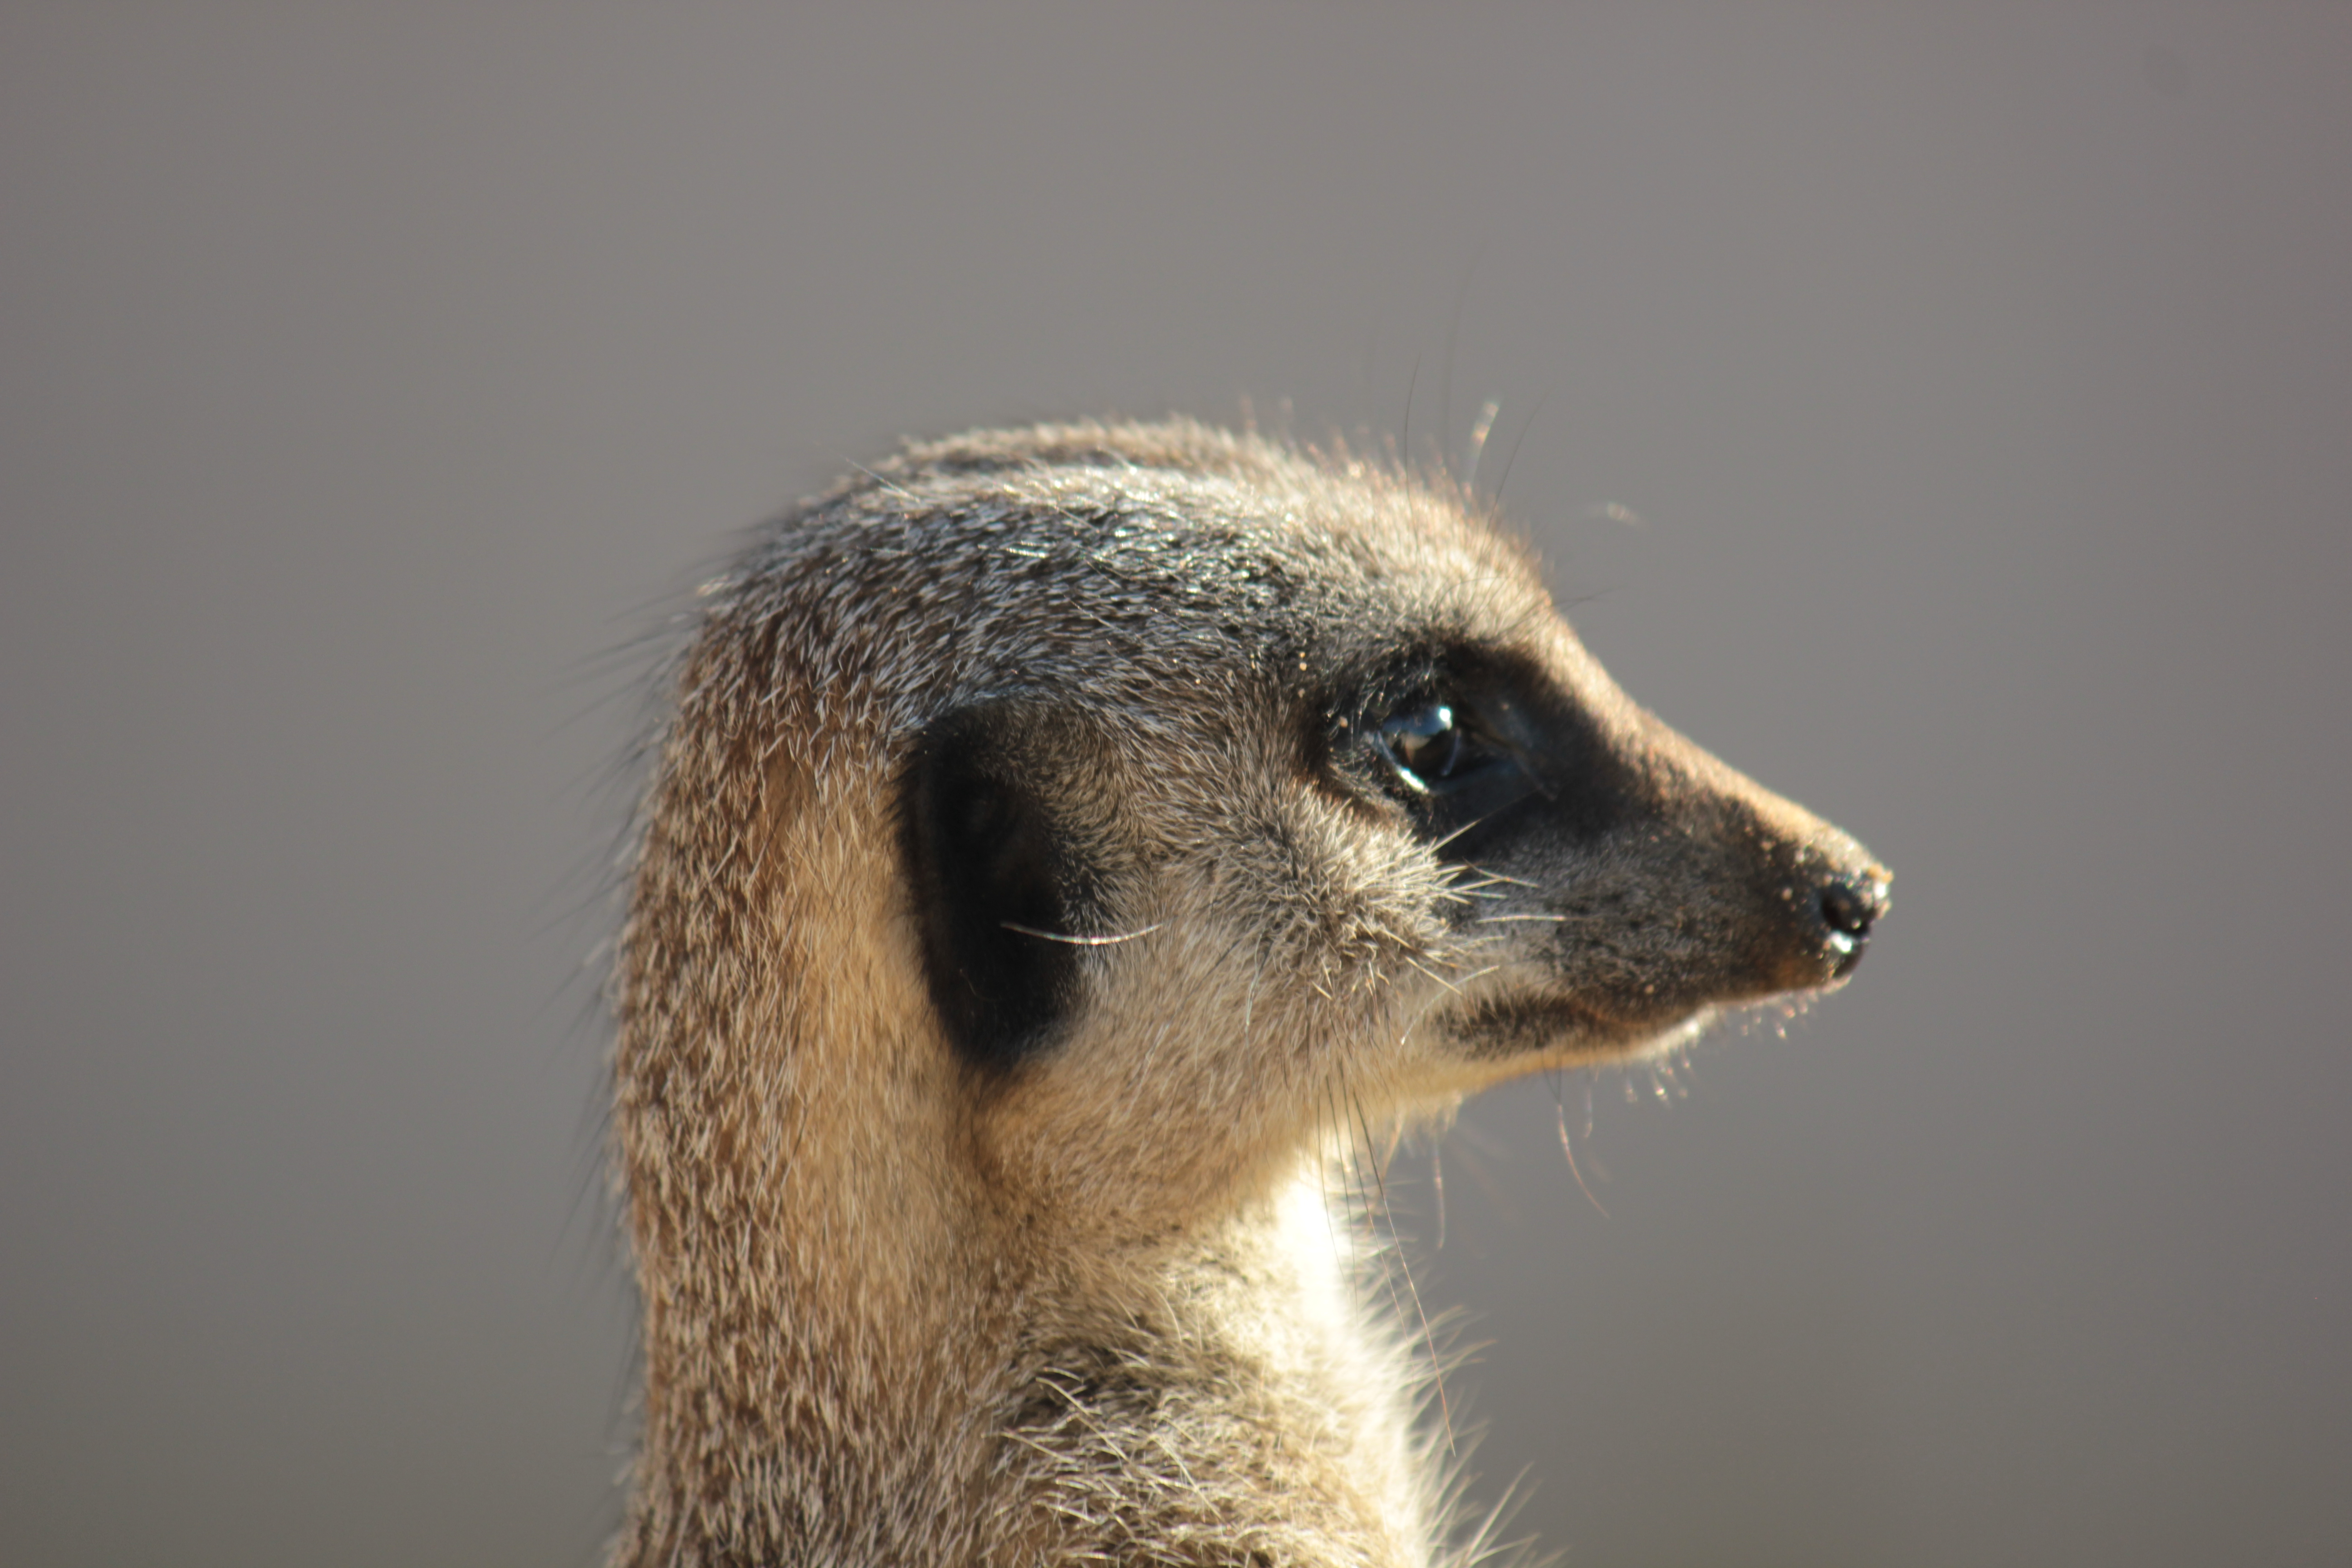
901,704,1093,1071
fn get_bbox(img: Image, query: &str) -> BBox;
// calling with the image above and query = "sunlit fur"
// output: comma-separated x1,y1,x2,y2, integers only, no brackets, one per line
608,419,1887,1566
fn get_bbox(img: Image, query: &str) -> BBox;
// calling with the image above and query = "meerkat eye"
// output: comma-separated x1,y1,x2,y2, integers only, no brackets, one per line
1377,703,1465,789
1363,690,1543,848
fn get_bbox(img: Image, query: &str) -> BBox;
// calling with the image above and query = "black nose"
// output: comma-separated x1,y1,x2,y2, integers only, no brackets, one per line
1818,877,1880,938
1814,868,1889,978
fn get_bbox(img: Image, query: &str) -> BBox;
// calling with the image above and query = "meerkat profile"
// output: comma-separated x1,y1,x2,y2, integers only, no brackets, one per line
608,418,1888,1566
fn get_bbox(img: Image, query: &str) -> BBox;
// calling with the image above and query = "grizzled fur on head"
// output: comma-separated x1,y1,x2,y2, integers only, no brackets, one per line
610,418,1887,1566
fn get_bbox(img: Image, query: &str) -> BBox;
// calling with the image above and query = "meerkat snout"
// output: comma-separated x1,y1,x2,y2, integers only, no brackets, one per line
609,417,1890,1567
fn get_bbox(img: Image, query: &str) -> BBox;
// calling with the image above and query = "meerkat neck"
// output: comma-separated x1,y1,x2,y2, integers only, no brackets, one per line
615,1159,1433,1568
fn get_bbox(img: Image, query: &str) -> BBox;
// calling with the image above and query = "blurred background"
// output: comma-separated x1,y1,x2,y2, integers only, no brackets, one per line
5,5,2347,1564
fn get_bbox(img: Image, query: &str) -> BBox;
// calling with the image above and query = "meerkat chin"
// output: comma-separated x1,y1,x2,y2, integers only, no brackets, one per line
608,417,1889,1568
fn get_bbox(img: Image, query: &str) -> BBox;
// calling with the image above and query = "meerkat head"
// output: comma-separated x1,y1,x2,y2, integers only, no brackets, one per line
617,418,1887,1286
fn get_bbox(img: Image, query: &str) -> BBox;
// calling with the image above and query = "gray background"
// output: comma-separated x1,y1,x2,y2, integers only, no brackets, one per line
5,5,2347,1565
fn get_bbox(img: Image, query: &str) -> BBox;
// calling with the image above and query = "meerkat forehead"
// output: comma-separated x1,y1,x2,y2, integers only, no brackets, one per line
713,418,1556,740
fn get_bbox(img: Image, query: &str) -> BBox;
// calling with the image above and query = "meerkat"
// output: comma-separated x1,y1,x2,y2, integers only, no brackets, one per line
608,417,1888,1567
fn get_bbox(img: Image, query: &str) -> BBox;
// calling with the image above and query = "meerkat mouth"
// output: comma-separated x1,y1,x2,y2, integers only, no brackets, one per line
1444,990,1723,1066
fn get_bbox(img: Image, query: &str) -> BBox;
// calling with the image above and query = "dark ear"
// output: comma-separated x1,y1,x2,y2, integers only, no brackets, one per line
900,704,1095,1071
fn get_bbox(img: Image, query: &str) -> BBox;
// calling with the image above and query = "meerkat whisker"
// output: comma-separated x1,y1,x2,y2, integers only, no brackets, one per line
999,920,1167,946
1405,958,1466,996
1427,814,1497,854
1347,1083,1456,1455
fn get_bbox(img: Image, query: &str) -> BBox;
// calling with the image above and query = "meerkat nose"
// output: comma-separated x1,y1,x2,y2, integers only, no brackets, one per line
1813,863,1891,978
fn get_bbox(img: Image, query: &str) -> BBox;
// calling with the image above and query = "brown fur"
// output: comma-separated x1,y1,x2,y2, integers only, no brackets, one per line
608,419,1888,1566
